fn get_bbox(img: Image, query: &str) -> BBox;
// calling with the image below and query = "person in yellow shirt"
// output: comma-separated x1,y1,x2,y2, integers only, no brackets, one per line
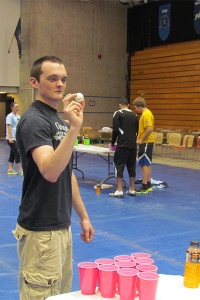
133,97,154,193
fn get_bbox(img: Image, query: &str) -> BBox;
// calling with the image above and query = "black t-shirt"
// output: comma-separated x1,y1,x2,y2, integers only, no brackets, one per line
111,109,138,148
16,100,72,231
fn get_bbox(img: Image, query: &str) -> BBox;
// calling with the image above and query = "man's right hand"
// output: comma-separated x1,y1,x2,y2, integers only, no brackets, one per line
62,93,85,130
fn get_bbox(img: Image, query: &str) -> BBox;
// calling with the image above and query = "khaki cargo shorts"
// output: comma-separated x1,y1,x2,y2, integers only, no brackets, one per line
13,223,72,300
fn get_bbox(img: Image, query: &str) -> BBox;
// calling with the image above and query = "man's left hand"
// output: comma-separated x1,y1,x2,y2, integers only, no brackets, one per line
80,219,95,243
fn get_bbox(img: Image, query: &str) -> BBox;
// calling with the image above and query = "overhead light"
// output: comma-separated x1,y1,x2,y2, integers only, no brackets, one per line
119,0,148,4
0,87,18,93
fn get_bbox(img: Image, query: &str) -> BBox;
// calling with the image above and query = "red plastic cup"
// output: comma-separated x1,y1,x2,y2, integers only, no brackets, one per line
109,144,117,151
136,264,158,273
115,261,136,269
137,272,159,300
78,262,98,295
98,264,119,298
115,261,136,295
134,258,154,265
95,259,116,292
131,252,151,259
117,268,139,300
95,258,115,265
114,255,133,262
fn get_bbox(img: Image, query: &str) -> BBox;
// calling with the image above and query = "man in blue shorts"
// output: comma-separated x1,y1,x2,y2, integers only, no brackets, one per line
133,97,154,193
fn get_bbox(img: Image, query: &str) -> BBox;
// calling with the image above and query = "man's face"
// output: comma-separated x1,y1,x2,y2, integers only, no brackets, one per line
32,61,67,104
134,105,141,113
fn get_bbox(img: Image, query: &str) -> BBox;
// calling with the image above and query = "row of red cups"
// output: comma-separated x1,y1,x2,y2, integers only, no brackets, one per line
78,253,159,299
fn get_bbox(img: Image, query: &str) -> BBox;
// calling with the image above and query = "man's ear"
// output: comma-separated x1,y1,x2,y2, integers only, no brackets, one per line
30,77,38,89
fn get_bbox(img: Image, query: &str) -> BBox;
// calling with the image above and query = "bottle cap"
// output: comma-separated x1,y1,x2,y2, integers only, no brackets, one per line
190,241,199,247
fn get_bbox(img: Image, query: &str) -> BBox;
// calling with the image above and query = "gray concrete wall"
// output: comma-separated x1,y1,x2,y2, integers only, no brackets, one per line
0,0,20,92
16,0,128,129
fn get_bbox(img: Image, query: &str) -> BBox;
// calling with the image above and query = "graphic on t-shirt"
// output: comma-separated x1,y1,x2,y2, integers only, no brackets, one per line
53,122,69,141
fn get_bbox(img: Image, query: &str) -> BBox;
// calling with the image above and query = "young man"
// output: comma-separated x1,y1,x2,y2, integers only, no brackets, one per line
6,102,23,175
109,97,138,198
13,56,94,299
133,97,154,193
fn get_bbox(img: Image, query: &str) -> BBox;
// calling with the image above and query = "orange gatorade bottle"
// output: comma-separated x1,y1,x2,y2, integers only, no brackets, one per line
184,240,200,288
96,184,101,194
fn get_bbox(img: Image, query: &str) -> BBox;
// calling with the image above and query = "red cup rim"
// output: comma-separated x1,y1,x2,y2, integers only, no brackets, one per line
136,265,158,272
115,261,136,268
134,258,154,264
78,262,98,269
98,264,119,271
114,255,133,261
117,268,139,276
95,258,115,265
137,272,159,280
131,253,151,258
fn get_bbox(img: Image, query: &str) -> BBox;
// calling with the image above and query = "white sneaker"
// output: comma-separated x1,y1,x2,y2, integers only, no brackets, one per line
18,170,23,176
125,189,136,196
109,190,124,198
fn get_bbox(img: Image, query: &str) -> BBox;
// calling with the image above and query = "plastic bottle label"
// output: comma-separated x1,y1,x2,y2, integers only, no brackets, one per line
186,251,200,263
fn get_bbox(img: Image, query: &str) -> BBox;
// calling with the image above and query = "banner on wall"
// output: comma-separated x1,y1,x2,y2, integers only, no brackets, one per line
14,18,21,58
159,3,171,41
8,17,21,59
194,0,200,35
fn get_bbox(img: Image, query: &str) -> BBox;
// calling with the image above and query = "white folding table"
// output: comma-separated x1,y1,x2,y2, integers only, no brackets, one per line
73,144,126,187
46,274,200,300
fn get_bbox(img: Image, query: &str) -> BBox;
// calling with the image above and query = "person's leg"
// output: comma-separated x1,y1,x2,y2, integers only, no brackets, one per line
148,165,151,182
7,141,18,174
126,148,136,196
13,224,72,300
129,177,135,191
16,163,23,174
8,161,14,170
146,143,153,191
135,144,149,193
60,226,73,293
109,148,125,198
12,141,23,172
142,165,149,185
136,143,154,193
116,177,123,192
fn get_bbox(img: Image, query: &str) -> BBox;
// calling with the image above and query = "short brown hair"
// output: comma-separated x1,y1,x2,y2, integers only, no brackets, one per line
119,97,129,106
133,97,146,108
10,102,17,109
30,56,63,82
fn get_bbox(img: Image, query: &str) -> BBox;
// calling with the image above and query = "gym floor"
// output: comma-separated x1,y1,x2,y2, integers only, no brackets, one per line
0,139,200,299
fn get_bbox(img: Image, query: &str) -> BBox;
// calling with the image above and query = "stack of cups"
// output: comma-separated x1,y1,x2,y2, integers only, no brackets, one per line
78,253,159,300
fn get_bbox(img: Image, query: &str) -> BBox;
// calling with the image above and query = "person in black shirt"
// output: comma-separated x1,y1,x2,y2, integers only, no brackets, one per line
13,56,94,299
109,97,138,198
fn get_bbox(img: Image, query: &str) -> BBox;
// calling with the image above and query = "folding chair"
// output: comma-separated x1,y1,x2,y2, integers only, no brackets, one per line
172,135,194,159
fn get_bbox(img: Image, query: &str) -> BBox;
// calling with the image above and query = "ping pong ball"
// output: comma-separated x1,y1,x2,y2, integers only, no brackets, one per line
75,93,84,102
